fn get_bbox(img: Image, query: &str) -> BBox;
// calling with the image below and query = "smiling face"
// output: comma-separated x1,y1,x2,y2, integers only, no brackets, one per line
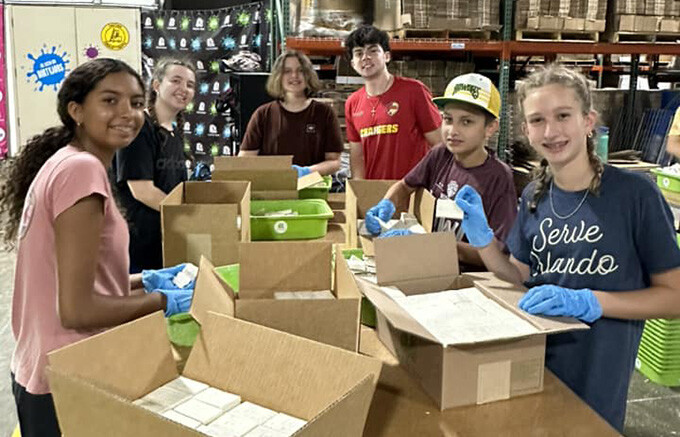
351,44,390,80
153,64,196,112
441,102,497,157
522,83,596,170
281,56,307,97
69,71,145,151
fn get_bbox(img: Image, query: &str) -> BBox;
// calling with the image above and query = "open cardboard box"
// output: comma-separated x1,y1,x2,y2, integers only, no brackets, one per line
47,312,382,436
191,241,362,352
345,180,436,256
212,156,324,200
356,232,589,410
161,181,250,267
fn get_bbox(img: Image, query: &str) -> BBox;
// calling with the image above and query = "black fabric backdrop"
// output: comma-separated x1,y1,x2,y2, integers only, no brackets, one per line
141,3,271,165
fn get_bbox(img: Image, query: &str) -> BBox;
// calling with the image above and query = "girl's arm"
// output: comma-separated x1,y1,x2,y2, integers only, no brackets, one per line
478,240,530,285
595,267,680,319
309,152,341,176
55,194,165,330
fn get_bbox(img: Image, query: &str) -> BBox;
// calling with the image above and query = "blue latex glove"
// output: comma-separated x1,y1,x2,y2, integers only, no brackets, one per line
156,289,194,317
292,165,311,178
518,284,602,323
365,199,396,235
142,263,193,292
454,185,494,248
379,229,413,238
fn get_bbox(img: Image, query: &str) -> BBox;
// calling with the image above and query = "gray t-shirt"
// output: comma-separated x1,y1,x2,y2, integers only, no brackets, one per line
507,165,680,431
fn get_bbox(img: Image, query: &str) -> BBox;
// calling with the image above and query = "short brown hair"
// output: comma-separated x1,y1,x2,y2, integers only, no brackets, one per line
266,50,321,99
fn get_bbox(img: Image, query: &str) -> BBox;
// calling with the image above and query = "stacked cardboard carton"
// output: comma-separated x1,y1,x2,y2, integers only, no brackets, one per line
607,0,680,35
516,0,607,32
382,0,499,32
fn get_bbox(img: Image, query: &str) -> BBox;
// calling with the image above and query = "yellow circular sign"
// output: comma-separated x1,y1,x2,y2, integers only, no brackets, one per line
101,23,130,51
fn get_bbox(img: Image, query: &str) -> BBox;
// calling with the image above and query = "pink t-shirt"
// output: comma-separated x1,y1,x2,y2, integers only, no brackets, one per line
11,145,130,394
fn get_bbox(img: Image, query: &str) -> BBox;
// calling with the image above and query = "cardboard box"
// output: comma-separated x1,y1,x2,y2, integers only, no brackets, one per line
191,241,362,351
48,312,382,436
345,180,436,256
356,232,588,410
634,15,660,32
584,18,606,31
161,181,250,268
374,0,402,31
659,18,679,33
527,15,564,29
617,14,636,31
212,156,323,200
563,17,585,30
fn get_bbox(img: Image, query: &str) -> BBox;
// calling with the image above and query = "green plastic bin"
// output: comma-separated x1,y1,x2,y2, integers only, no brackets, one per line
342,248,377,328
250,199,333,240
214,263,239,293
299,176,333,200
651,169,680,193
166,313,200,348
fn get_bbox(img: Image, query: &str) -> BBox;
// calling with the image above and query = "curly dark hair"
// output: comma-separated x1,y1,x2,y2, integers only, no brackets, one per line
0,58,145,250
344,25,391,57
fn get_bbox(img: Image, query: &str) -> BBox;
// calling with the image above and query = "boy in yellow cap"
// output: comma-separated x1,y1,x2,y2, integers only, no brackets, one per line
365,73,517,267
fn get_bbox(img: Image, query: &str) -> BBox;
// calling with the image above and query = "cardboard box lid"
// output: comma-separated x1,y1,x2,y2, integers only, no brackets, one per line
214,155,292,170
190,256,235,326
47,312,179,400
183,180,250,204
239,241,332,298
184,312,382,420
375,232,459,287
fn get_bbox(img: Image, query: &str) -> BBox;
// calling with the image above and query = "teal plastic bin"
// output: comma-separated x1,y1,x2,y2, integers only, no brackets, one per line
250,199,333,240
299,176,333,200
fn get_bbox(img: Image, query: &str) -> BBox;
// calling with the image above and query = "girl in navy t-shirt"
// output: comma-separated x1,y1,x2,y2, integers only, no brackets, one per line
454,64,680,432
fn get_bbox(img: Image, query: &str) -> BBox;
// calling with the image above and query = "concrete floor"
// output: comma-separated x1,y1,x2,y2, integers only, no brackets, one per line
0,250,678,436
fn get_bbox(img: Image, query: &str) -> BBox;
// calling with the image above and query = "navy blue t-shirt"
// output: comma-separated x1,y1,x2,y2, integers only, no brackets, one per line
506,165,680,431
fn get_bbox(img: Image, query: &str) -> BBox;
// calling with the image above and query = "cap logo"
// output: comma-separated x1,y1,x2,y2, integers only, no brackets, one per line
453,83,480,99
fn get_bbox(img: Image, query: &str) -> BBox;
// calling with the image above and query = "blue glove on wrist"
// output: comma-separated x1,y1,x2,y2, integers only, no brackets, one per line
454,185,494,248
518,284,602,323
365,199,396,236
157,289,194,317
292,165,311,178
142,263,194,292
379,229,413,238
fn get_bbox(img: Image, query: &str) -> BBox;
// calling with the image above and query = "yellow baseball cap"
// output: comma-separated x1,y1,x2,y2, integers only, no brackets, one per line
432,73,501,119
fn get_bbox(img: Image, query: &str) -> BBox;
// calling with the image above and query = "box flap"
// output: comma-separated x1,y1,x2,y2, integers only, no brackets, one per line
190,256,235,326
47,312,177,400
297,376,376,437
472,276,590,334
183,313,382,420
297,171,324,190
252,190,299,200
160,183,184,206
183,180,250,204
212,169,297,191
235,298,360,351
239,241,332,297
408,188,437,231
375,232,459,285
335,254,362,300
213,155,292,170
48,369,203,437
355,277,439,343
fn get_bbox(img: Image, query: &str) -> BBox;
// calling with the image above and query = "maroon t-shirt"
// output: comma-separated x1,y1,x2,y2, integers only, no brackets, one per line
404,144,518,242
240,100,344,166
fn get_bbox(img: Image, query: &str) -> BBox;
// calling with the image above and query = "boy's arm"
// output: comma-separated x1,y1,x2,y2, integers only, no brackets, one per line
424,128,442,148
349,142,364,179
384,180,416,212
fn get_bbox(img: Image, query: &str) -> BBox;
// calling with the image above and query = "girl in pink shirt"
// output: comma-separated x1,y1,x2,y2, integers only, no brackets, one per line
0,59,191,437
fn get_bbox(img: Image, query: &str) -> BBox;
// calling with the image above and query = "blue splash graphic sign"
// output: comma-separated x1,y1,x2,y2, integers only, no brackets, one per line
26,47,70,92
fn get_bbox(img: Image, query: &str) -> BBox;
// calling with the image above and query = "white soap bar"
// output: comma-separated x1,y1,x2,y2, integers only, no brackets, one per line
243,426,289,437
346,255,366,272
137,385,191,412
262,413,307,435
194,387,241,411
211,413,260,436
273,292,298,300
305,290,335,300
174,398,223,425
164,376,209,395
162,409,201,429
198,423,249,437
173,263,198,288
226,402,277,425
132,397,166,414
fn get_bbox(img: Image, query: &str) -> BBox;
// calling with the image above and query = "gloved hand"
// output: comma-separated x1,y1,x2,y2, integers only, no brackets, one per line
518,284,602,323
142,263,193,292
365,199,396,235
292,165,311,178
454,185,494,248
379,229,413,238
156,289,194,317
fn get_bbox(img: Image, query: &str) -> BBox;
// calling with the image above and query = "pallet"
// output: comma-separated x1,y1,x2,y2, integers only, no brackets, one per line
516,29,600,42
389,28,497,40
610,32,680,43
